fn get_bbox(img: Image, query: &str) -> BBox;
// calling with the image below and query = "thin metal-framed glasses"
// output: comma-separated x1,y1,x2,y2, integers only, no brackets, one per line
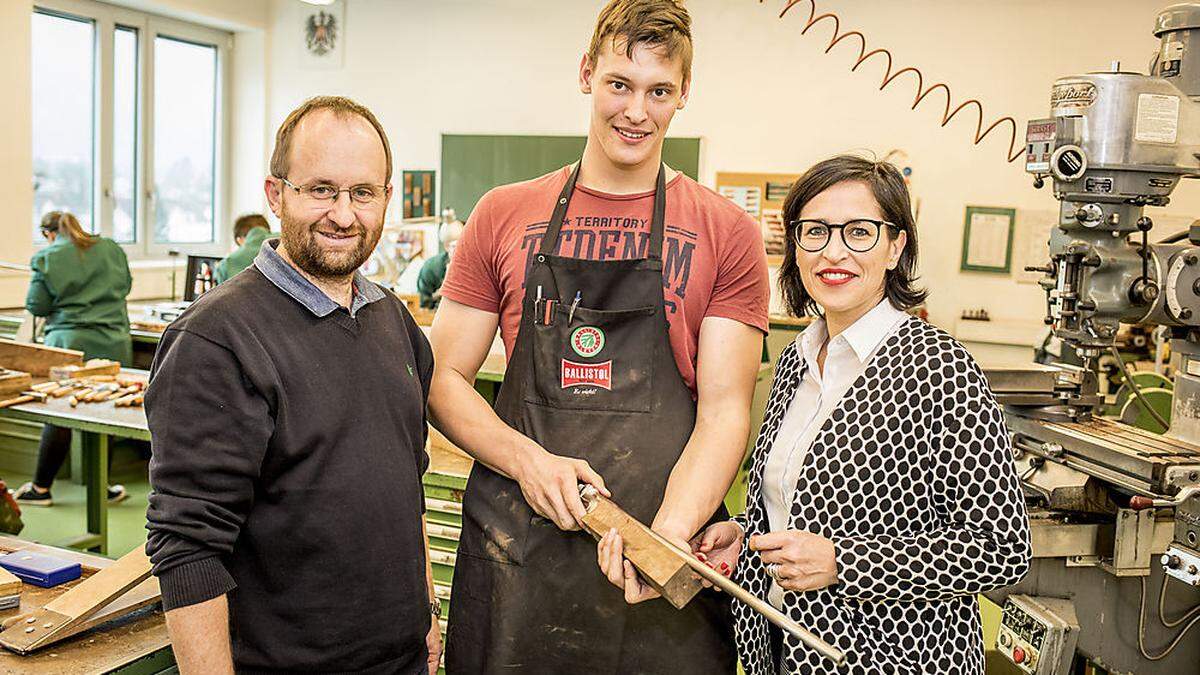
275,176,388,206
791,218,898,253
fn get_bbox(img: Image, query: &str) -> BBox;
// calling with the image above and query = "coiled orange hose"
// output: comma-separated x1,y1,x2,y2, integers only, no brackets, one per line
767,0,1025,163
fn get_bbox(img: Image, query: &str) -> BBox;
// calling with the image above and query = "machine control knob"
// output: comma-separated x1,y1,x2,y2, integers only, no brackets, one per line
1163,554,1182,569
1013,647,1027,664
1075,203,1104,227
999,632,1010,647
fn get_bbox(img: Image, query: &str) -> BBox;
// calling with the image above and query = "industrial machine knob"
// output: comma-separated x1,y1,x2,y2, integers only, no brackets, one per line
1162,553,1182,569
999,632,1010,647
1013,647,1027,664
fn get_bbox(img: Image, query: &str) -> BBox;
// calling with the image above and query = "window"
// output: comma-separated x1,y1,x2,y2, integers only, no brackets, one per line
31,1,230,255
113,25,137,243
31,10,95,238
153,36,217,244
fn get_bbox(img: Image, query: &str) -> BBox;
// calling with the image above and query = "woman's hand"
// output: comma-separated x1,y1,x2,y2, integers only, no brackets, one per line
749,530,838,592
691,521,743,585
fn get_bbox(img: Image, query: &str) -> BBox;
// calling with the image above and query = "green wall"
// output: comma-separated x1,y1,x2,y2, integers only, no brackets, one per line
440,134,702,219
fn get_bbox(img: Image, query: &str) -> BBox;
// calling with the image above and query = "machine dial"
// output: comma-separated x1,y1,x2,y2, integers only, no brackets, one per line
1165,248,1200,323
1051,145,1087,182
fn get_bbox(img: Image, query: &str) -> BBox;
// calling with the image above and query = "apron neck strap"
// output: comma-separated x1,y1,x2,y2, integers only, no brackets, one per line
538,163,667,261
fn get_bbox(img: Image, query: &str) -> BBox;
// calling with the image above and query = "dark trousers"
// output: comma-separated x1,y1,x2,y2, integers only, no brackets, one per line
33,425,113,489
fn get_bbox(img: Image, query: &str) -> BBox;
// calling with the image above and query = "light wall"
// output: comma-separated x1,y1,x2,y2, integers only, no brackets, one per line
6,0,1200,350
262,0,1200,353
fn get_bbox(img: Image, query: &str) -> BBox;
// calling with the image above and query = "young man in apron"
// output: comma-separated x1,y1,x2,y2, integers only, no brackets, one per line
430,1,769,671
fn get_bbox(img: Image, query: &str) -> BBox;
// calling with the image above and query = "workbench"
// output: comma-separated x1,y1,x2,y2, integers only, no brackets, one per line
0,536,170,675
0,376,148,555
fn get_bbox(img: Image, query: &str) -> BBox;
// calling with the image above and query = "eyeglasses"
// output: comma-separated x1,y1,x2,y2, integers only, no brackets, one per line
275,176,388,206
791,218,898,253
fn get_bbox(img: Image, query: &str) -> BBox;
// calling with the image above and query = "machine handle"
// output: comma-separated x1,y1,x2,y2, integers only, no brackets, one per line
1130,486,1200,510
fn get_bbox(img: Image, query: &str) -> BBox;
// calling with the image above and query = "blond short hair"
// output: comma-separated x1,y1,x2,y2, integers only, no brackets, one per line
270,95,392,184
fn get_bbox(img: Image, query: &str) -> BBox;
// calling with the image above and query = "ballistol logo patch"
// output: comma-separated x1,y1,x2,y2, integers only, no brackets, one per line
561,359,612,390
570,326,605,358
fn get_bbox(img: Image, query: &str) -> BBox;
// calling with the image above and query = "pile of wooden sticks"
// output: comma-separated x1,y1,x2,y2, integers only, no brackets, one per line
30,375,146,408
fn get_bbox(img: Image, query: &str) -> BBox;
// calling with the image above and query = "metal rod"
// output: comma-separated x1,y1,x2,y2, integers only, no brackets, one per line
669,534,846,665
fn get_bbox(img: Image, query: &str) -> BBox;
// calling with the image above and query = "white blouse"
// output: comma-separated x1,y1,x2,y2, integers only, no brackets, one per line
761,298,910,609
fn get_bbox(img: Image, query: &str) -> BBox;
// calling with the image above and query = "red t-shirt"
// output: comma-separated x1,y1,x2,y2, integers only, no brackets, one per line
441,166,769,395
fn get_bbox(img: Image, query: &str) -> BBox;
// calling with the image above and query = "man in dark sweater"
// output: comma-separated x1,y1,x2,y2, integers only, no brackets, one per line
145,96,441,674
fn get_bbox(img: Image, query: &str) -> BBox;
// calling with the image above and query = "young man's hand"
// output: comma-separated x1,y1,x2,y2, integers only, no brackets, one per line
514,444,609,530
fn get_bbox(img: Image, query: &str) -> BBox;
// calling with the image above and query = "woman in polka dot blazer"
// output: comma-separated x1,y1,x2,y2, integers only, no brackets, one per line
694,155,1032,674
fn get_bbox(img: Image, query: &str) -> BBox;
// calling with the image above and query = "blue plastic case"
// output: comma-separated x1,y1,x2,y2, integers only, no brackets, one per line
0,551,82,588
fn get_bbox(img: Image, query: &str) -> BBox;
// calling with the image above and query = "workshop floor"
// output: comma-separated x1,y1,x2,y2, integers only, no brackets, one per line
5,443,149,559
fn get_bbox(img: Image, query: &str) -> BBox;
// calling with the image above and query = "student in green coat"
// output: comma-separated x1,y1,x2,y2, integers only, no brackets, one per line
416,218,463,309
214,214,271,284
13,211,132,506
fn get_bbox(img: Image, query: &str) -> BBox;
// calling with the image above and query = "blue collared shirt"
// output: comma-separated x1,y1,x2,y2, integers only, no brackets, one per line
253,238,386,318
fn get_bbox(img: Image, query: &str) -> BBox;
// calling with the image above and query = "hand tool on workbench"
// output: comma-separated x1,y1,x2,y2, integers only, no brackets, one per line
0,391,48,409
578,485,847,667
0,547,154,654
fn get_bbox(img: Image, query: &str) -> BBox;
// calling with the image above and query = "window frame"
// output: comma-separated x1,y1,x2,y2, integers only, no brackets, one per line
33,0,232,258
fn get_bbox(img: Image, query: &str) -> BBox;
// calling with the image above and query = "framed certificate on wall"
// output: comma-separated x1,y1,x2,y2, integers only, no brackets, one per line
961,206,1015,273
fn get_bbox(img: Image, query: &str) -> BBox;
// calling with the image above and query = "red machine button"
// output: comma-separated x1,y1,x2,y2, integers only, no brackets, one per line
1013,647,1026,664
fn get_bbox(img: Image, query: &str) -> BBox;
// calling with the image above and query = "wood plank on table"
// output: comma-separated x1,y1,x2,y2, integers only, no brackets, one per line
0,537,167,674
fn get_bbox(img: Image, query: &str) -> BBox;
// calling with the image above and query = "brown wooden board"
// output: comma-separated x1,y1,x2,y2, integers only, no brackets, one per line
0,538,167,673
0,372,33,398
49,362,121,381
578,490,703,610
0,341,84,377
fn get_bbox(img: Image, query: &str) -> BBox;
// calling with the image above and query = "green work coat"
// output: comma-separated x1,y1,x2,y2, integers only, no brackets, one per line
214,227,272,284
417,250,450,309
26,237,132,365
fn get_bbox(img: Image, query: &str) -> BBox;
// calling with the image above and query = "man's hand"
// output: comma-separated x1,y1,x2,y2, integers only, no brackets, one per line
514,446,608,530
425,618,443,674
749,530,838,592
691,520,743,586
596,526,695,604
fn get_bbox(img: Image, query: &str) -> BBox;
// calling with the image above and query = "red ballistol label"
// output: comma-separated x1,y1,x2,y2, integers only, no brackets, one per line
561,359,612,390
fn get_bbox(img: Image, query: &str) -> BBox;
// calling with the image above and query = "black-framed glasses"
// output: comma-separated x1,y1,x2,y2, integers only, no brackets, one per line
275,176,388,206
791,218,898,253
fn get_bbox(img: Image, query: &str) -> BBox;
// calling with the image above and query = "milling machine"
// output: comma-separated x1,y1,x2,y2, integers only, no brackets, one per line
985,4,1200,673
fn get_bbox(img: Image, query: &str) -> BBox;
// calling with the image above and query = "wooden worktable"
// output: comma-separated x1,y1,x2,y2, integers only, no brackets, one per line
0,537,168,674
0,372,149,553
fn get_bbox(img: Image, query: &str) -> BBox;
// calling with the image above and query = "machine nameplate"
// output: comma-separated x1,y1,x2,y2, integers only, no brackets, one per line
1135,93,1181,143
1051,82,1097,113
1085,177,1113,194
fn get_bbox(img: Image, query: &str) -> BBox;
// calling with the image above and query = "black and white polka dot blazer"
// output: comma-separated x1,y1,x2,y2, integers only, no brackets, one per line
733,317,1032,674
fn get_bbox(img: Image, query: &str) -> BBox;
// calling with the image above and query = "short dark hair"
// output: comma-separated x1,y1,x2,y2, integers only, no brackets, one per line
778,155,927,317
233,213,269,242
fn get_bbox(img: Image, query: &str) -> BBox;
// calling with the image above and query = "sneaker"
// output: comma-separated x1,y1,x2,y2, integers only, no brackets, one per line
12,482,52,507
107,485,128,504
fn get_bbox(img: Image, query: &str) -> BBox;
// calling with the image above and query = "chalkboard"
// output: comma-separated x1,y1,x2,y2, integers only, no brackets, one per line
440,134,702,219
